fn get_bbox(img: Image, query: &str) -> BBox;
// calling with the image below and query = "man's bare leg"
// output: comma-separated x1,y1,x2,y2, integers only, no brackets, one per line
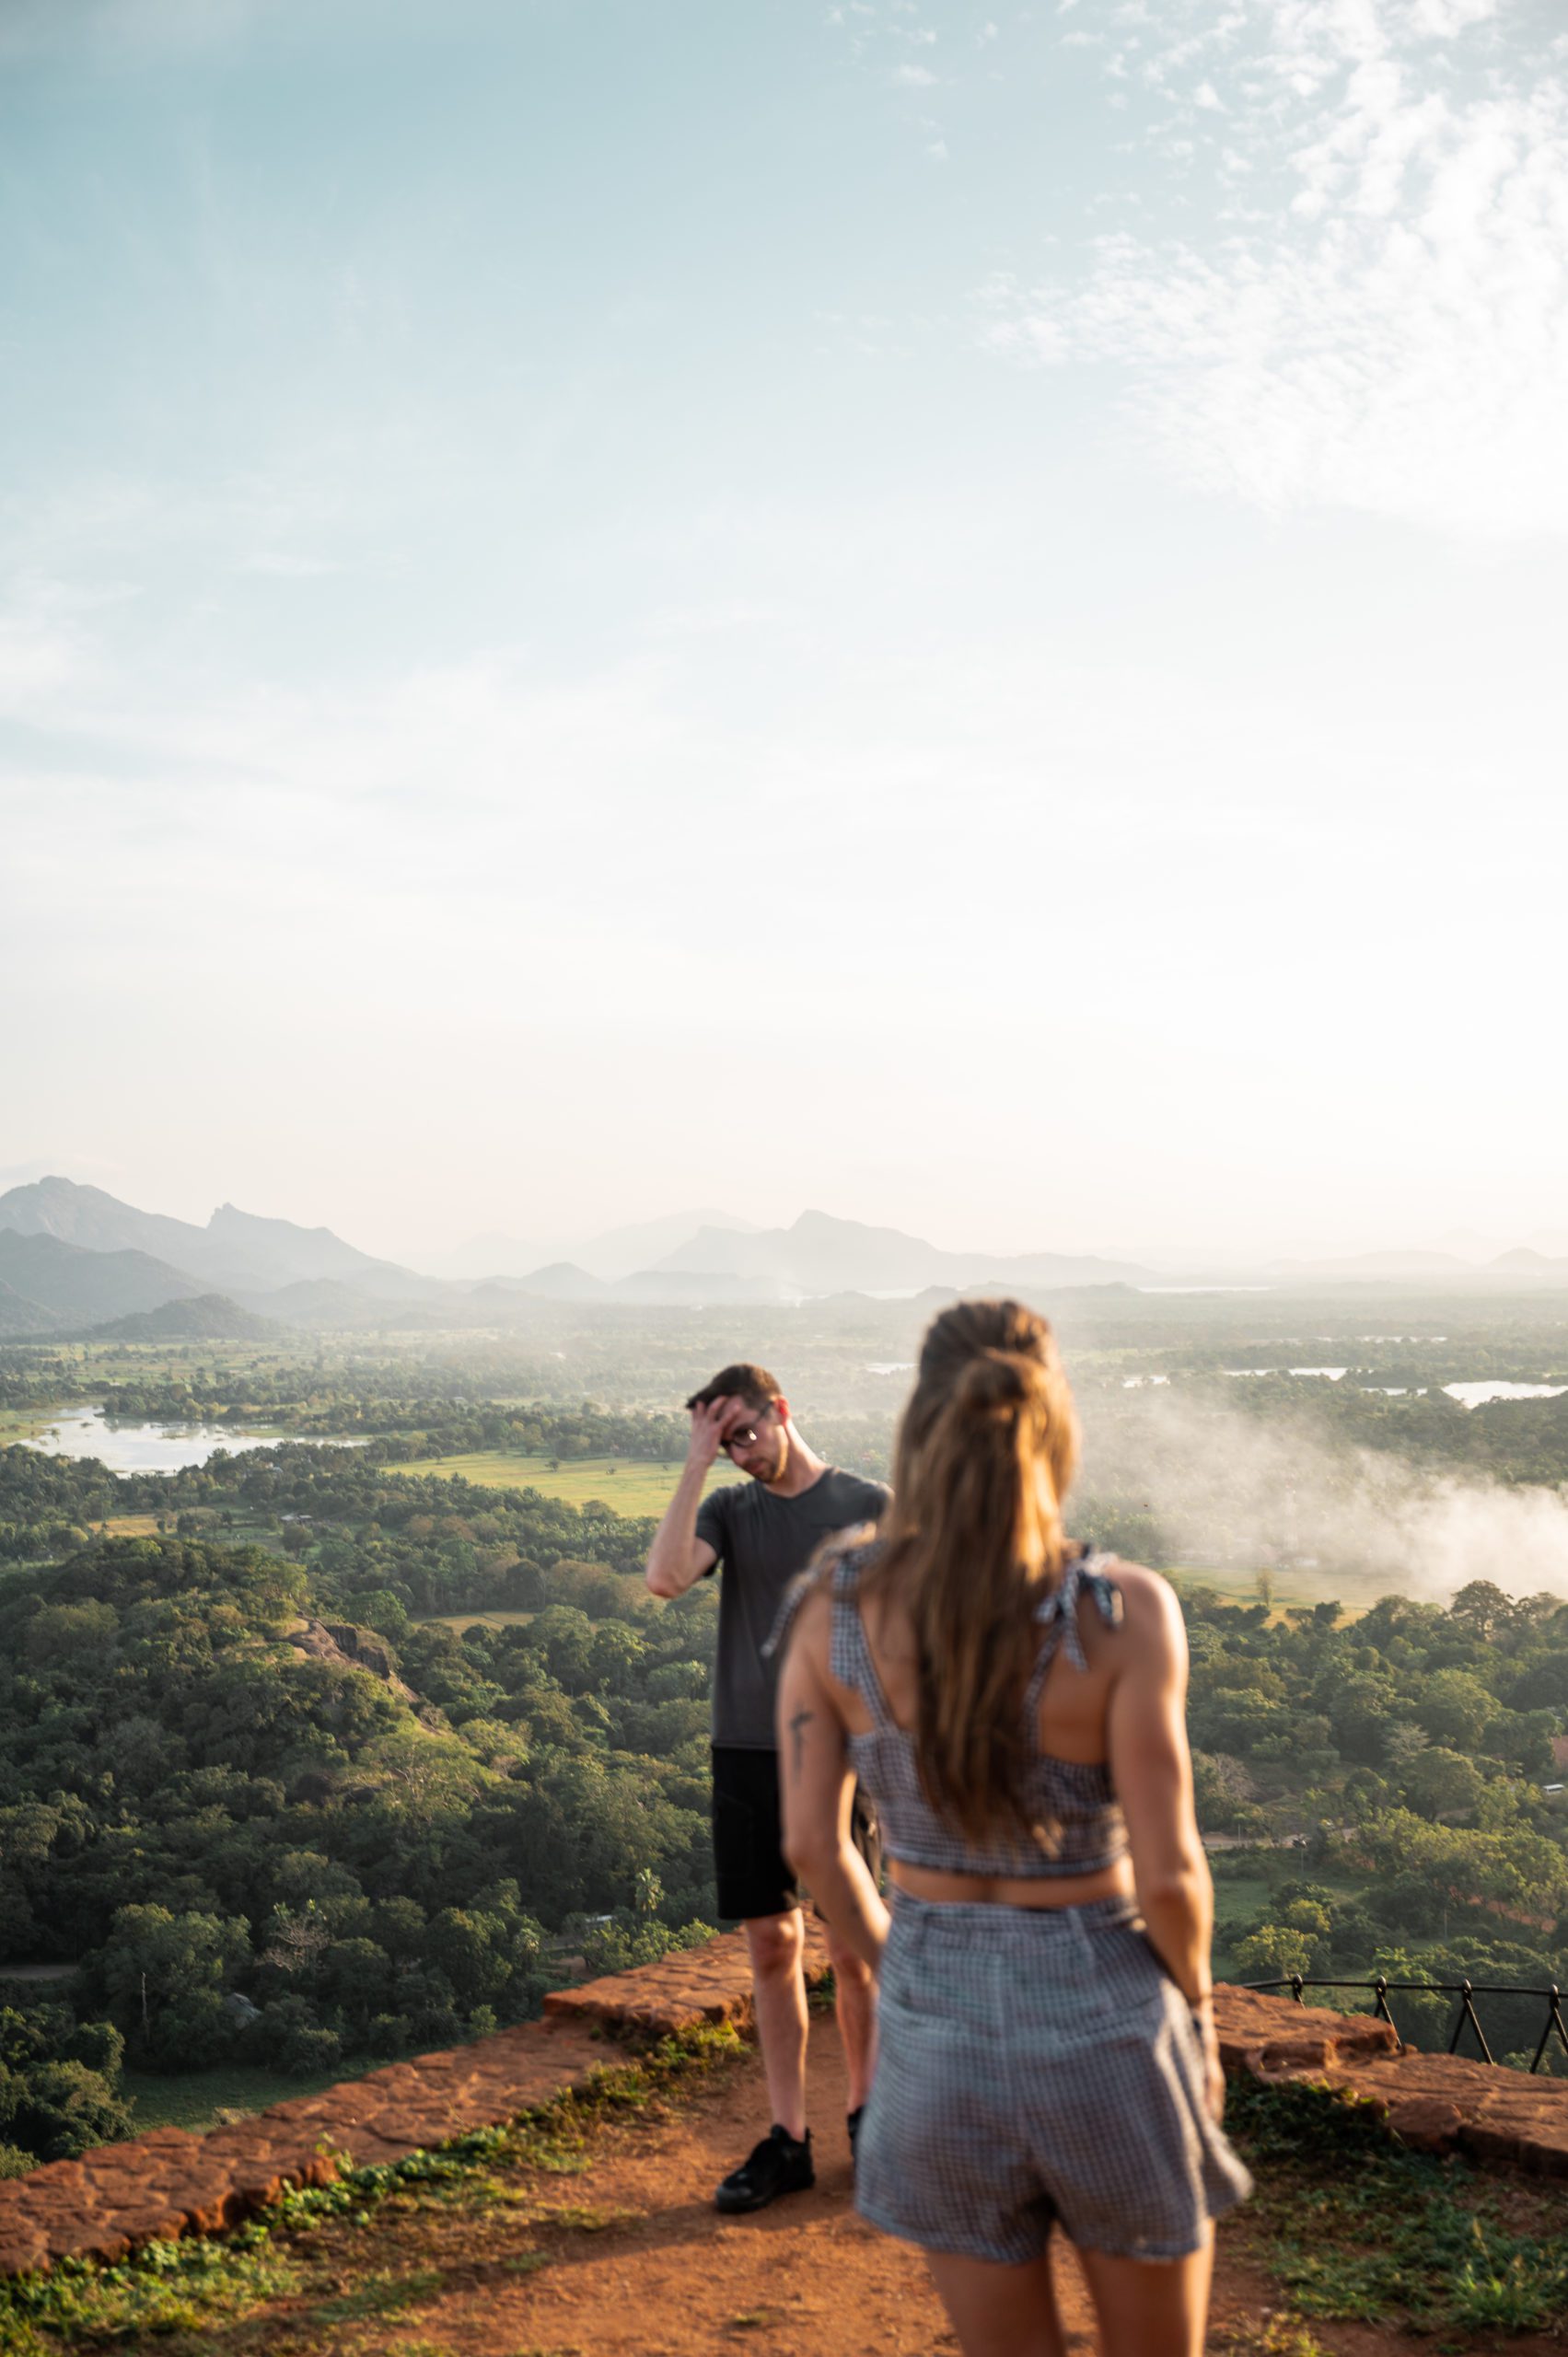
826,1922,877,2111
744,1910,808,2139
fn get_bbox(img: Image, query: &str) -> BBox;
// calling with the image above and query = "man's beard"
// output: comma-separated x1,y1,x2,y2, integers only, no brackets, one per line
747,1430,789,1485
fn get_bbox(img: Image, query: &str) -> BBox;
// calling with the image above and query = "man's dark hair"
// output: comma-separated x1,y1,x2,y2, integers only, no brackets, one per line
685,1362,782,1414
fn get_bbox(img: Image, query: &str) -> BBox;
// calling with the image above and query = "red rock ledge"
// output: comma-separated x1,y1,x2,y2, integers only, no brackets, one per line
2,1941,1563,2278
1213,1984,1568,2173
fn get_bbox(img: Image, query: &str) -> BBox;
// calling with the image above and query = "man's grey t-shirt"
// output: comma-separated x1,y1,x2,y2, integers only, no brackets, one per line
696,1469,889,1750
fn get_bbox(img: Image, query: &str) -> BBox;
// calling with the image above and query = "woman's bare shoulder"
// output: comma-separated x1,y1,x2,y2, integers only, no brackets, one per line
1097,1558,1187,1646
813,1520,882,1572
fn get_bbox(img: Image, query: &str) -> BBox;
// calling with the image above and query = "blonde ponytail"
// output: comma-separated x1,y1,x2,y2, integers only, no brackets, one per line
867,1300,1080,1843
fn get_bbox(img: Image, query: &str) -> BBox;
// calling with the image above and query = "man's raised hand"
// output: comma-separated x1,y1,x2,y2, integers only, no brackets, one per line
688,1395,735,1469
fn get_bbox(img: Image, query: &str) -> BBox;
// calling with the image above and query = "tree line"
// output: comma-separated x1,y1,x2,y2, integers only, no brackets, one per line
0,1373,1565,2168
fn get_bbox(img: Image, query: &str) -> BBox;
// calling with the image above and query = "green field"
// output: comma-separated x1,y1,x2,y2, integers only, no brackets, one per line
1209,1860,1375,1985
1210,1870,1276,1976
122,2058,371,2133
419,1608,539,1631
1167,1566,1373,1624
387,1452,747,1514
0,1411,53,1446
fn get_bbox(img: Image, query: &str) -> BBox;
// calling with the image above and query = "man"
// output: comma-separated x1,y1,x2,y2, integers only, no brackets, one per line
645,1362,888,2213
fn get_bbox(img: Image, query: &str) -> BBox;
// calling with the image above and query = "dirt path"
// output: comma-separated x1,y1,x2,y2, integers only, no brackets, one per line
184,2019,1482,2357
430,2022,981,2356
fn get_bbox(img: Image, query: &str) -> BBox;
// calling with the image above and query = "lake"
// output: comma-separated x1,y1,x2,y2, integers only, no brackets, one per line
1444,1382,1568,1410
19,1408,361,1474
1219,1373,1564,1407
1137,1285,1273,1295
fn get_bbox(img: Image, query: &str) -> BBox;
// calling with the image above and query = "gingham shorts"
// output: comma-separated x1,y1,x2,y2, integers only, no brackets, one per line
855,1891,1252,2266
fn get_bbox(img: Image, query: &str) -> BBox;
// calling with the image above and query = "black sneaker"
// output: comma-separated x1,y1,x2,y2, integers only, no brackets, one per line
847,2105,865,2170
714,2124,815,2213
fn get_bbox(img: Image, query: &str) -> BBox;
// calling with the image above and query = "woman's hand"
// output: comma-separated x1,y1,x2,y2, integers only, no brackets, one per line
1193,2000,1225,2122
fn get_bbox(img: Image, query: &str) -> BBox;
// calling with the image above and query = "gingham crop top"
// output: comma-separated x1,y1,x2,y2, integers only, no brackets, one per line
776,1539,1129,1879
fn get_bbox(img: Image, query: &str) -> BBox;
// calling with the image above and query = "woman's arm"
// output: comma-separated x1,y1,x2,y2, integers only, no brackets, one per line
1106,1569,1224,2115
775,1590,890,1976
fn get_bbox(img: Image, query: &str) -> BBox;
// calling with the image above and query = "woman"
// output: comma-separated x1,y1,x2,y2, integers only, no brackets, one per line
774,1299,1249,2357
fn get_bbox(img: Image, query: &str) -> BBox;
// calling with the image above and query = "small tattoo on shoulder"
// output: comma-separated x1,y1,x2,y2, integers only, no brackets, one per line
788,1706,815,1781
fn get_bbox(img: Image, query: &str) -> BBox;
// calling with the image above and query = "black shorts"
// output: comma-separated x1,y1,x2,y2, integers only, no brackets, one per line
712,1744,882,1924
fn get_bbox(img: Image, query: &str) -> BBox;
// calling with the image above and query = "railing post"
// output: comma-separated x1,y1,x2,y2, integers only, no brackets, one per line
1530,1986,1568,2077
1448,1980,1494,2066
1372,1972,1402,2049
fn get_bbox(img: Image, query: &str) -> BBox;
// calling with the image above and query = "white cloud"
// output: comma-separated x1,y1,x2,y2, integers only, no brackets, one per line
0,619,81,709
980,2,1568,537
0,577,116,714
893,61,939,84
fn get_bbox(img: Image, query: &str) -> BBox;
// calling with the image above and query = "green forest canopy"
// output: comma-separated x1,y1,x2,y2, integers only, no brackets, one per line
1,1309,1565,2168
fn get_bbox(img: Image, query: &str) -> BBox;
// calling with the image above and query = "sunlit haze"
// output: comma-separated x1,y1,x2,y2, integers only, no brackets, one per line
4,0,1564,1266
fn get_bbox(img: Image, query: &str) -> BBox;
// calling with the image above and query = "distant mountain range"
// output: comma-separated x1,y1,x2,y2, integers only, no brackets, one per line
87,1294,282,1343
1,1175,1566,1341
0,1178,429,1299
0,1229,207,1326
0,1179,424,1338
652,1210,1156,1296
0,1271,75,1337
429,1208,761,1283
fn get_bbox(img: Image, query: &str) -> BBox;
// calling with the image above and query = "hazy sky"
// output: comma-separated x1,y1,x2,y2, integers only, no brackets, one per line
3,0,1565,1264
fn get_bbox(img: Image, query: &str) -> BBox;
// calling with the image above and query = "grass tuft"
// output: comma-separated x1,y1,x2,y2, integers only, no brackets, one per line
0,2024,744,2353
1214,2319,1330,2357
307,2264,446,2322
535,2202,632,2233
1227,2075,1568,2336
0,2230,301,2355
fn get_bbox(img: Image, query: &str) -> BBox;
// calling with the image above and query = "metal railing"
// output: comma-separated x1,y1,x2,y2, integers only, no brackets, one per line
1242,1975,1568,2075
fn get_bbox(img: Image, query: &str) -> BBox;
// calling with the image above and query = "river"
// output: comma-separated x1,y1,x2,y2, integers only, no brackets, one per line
19,1408,362,1474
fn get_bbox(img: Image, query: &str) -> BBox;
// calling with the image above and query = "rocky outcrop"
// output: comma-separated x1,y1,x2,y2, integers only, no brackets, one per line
2,1956,1565,2281
545,1920,833,2036
284,1619,416,1702
1212,1983,1401,2076
0,2022,605,2276
1218,1990,1568,2172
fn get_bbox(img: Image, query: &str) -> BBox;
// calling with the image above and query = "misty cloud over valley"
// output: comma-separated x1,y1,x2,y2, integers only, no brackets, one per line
1075,1386,1568,1606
